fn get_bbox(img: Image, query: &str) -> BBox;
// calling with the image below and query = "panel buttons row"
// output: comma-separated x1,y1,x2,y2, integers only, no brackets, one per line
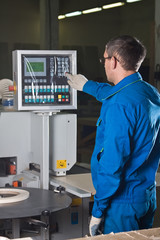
24,78,47,84
24,94,70,104
24,85,69,93
24,95,55,103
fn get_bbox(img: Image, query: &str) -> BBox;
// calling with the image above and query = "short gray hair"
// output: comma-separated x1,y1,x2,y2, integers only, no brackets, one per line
105,35,146,71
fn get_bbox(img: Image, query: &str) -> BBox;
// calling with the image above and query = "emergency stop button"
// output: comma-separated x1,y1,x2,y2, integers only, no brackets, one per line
9,85,16,92
9,81,16,94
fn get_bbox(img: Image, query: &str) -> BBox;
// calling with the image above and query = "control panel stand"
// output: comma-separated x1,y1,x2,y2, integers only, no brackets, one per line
38,112,51,190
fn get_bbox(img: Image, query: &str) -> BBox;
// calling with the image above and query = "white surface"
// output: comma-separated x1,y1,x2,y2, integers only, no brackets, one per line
49,114,77,175
50,173,95,198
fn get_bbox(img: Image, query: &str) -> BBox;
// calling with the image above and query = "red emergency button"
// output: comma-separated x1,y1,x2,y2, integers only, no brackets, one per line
9,85,16,94
9,86,15,91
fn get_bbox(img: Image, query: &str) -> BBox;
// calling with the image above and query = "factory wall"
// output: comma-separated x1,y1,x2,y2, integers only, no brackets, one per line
0,0,40,79
0,0,155,81
59,0,155,83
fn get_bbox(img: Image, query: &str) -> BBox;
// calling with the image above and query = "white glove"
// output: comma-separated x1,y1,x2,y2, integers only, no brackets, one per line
66,73,88,91
89,216,102,236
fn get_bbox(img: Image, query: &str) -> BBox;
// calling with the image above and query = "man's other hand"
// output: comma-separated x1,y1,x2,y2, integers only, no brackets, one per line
89,216,102,236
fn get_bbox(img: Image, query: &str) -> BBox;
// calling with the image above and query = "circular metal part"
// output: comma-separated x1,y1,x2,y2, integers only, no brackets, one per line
0,188,29,204
0,187,72,219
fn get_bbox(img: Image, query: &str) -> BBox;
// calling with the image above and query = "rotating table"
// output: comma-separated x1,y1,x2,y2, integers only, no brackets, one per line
0,187,72,239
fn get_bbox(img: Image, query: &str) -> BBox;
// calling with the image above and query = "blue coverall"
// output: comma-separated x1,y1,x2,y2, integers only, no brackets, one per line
83,72,160,234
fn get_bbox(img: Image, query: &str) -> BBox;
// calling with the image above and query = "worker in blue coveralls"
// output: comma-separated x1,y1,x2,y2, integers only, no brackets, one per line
66,35,160,236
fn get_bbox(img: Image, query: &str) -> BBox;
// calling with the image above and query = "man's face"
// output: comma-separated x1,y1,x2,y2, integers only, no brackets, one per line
104,51,112,83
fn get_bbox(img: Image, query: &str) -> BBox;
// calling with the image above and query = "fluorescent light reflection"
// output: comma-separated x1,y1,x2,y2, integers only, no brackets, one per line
103,2,125,9
82,7,102,14
65,11,82,17
58,2,128,20
58,15,65,20
126,0,141,2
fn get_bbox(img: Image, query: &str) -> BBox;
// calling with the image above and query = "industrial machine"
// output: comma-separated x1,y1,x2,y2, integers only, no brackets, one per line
12,50,77,180
0,50,94,240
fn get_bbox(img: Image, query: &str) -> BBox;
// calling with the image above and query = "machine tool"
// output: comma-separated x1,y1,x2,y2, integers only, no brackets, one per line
0,50,95,240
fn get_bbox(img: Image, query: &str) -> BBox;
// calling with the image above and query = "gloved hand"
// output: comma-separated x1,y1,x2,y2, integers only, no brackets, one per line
66,73,88,91
89,216,102,236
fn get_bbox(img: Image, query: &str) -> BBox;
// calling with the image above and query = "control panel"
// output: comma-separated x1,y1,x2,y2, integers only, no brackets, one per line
12,50,77,111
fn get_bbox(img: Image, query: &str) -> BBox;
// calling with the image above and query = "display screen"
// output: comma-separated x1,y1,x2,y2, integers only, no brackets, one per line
24,57,46,77
27,62,44,73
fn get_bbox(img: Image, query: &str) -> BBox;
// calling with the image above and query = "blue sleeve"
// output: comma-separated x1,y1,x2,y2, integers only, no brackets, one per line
92,103,134,218
83,80,112,102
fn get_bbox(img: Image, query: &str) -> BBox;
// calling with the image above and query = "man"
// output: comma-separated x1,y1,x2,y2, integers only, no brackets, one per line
66,35,160,236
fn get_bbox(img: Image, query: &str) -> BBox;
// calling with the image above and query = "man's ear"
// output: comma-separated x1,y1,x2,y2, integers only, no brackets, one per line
111,56,117,70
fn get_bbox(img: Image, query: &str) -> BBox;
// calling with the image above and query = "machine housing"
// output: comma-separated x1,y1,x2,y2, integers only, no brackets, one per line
12,50,77,111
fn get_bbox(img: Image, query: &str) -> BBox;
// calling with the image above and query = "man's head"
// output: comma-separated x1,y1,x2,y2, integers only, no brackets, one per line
105,35,146,72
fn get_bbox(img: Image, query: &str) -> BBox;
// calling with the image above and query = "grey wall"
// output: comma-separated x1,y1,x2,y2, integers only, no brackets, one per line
59,0,155,82
0,0,156,83
0,0,40,79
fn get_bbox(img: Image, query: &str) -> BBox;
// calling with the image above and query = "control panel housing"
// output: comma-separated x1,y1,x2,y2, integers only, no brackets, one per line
12,50,77,111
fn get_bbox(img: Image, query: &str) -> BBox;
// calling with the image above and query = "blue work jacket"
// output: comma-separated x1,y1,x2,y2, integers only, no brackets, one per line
83,72,160,218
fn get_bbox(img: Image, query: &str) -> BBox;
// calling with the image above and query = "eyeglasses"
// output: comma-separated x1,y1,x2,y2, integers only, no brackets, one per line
99,57,111,65
99,56,120,65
